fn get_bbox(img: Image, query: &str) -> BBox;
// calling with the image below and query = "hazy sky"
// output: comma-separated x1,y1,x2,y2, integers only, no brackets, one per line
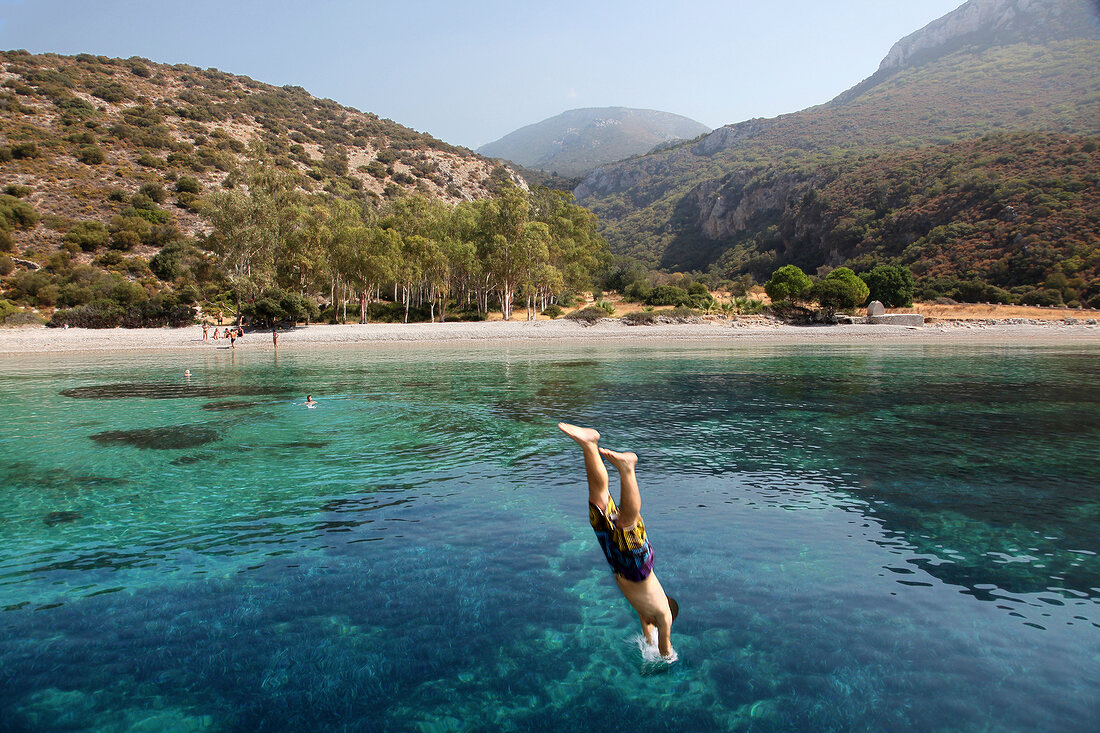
0,0,965,148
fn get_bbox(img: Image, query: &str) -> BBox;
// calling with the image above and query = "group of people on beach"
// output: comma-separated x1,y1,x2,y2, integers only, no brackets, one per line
202,322,244,346
200,321,280,349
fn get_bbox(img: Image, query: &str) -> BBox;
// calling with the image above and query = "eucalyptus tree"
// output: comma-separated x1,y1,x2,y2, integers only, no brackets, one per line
352,226,399,323
517,221,551,320
474,185,530,320
325,198,369,323
531,187,606,303
203,147,304,323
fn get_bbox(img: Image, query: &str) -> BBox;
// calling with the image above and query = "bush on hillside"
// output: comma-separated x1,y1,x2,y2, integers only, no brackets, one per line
542,304,563,319
137,183,168,204
77,145,106,164
0,194,39,230
175,176,201,194
63,221,109,251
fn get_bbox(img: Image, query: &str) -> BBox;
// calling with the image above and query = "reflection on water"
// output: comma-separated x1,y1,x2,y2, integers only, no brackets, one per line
0,343,1097,731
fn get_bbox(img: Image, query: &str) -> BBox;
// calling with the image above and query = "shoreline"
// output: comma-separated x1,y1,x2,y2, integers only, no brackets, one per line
0,318,1098,354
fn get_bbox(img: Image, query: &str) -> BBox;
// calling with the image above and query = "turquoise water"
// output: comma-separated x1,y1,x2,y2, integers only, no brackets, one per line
1,342,1098,732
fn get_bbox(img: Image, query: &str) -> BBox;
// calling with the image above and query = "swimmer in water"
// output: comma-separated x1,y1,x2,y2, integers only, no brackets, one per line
304,395,316,407
184,369,191,378
559,422,679,661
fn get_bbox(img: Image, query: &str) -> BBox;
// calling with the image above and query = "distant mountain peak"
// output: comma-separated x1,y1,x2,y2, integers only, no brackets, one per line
478,107,710,177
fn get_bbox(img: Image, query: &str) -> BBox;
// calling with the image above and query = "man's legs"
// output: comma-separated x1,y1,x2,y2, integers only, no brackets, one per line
558,423,609,509
600,447,640,528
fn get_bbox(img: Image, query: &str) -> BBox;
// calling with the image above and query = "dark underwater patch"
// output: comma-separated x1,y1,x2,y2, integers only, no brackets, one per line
43,511,82,526
201,400,267,411
91,426,220,450
275,441,328,449
61,383,289,400
170,455,204,465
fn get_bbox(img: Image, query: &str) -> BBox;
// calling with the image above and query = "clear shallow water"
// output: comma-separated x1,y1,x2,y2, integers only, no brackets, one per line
1,342,1098,732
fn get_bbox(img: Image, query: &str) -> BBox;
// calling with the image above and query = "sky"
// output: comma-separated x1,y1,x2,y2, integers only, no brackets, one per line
0,0,966,149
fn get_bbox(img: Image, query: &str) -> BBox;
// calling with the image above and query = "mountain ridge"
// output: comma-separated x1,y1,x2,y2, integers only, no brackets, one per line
573,0,1100,301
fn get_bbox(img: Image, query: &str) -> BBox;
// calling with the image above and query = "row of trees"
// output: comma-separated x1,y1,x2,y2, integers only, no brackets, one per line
765,264,915,312
204,154,607,325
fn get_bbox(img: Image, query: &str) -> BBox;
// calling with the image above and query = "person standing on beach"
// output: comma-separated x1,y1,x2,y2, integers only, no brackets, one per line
229,330,236,349
559,422,679,660
272,329,278,348
202,322,209,341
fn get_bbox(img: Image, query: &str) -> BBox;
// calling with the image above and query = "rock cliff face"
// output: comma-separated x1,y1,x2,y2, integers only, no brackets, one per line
879,0,1099,72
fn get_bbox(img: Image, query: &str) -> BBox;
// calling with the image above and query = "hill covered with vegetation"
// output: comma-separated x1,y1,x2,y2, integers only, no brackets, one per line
576,0,1100,305
0,51,610,326
478,107,710,177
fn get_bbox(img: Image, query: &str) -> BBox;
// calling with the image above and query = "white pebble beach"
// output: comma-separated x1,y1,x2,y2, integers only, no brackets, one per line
1,317,1097,354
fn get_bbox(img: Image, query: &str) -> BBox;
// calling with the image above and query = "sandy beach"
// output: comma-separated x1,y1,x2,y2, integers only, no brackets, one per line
0,317,1097,354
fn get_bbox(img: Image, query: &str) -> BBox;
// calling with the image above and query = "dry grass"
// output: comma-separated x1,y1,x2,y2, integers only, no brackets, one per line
898,303,1098,321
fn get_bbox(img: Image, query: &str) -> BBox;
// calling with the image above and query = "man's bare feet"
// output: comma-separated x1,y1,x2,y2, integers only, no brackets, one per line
558,422,600,446
599,447,638,472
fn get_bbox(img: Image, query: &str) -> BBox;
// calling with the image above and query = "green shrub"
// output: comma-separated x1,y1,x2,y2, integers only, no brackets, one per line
565,305,607,325
666,305,698,321
3,309,45,326
11,140,39,159
63,221,110,251
0,255,12,275
860,265,915,308
542,304,563,319
0,194,38,230
176,192,201,212
623,280,652,302
242,288,320,327
175,175,201,194
137,152,166,168
110,229,142,251
1019,288,1064,306
92,82,129,103
78,145,106,164
622,310,657,325
137,183,168,203
596,300,616,316
3,184,31,198
810,278,863,313
765,265,812,304
824,267,869,304
645,285,690,307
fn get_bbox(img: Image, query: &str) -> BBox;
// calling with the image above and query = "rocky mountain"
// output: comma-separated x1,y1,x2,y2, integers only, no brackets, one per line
575,0,1100,298
478,107,710,177
0,51,518,258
